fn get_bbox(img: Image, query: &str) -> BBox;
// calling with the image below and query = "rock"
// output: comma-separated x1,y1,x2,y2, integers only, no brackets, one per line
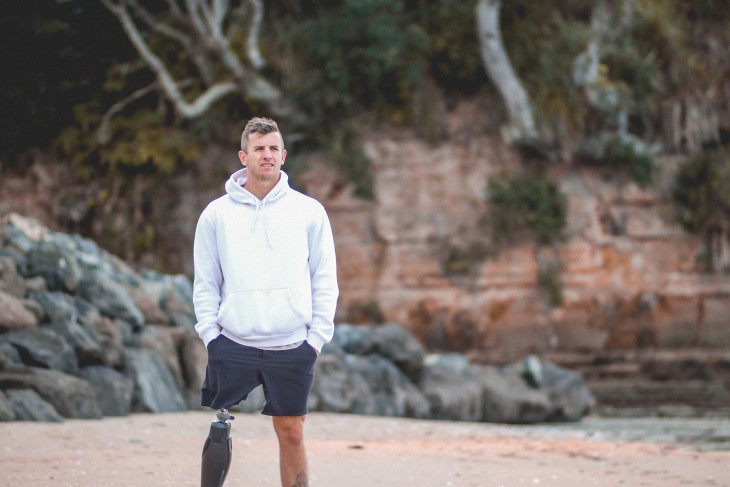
421,355,483,422
331,323,376,355
0,390,16,420
76,270,145,328
125,348,187,413
1,328,79,375
0,256,27,298
29,291,106,365
75,302,127,367
371,323,426,382
539,360,596,421
0,341,22,368
24,240,83,292
80,366,133,417
5,388,62,422
0,289,38,331
0,367,102,419
179,332,207,409
472,364,553,424
310,353,372,414
122,283,168,324
139,325,186,389
344,353,431,418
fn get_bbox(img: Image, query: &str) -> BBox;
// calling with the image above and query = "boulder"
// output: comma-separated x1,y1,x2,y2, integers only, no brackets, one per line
80,365,134,417
30,291,107,365
331,323,376,355
420,354,483,422
0,390,16,420
344,353,431,418
310,353,372,414
125,348,187,413
77,270,145,329
0,256,27,298
179,331,208,409
24,240,83,292
139,325,186,389
370,323,426,382
0,367,101,419
472,364,553,424
5,388,62,422
1,328,79,375
0,289,38,331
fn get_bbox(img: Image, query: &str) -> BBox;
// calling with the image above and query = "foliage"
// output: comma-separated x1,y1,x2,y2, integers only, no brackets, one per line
487,172,568,246
278,0,429,122
418,0,488,94
591,134,657,186
500,1,592,140
672,147,730,272
537,263,564,307
442,241,491,276
673,147,730,234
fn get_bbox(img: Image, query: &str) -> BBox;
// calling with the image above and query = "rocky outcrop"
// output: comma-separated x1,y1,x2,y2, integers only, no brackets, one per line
295,124,730,363
0,213,594,423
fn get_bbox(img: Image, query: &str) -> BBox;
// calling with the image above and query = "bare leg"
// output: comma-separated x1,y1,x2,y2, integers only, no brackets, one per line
272,415,309,487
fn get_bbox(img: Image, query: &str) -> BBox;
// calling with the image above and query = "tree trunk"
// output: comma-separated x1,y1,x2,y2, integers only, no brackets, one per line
475,0,536,143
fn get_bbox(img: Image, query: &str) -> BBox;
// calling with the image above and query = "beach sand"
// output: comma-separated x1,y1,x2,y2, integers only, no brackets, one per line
1,411,727,487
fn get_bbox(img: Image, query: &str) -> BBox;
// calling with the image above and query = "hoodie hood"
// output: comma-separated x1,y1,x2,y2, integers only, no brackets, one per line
225,168,290,205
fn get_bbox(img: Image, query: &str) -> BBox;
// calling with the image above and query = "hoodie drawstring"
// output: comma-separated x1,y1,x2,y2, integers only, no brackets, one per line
250,199,273,249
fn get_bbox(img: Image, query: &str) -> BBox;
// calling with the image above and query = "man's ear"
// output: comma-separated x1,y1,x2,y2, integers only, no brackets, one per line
238,150,247,167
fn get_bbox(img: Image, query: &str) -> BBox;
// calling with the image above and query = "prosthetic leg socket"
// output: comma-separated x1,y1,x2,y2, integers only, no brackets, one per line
201,413,233,487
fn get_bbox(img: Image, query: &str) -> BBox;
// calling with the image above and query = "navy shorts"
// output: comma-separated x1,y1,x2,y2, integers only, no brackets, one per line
201,335,318,416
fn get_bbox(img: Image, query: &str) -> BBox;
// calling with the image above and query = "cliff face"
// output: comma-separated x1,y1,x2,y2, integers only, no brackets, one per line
298,118,729,363
2,121,729,366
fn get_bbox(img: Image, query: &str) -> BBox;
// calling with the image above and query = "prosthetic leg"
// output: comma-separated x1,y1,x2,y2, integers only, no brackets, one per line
201,409,234,487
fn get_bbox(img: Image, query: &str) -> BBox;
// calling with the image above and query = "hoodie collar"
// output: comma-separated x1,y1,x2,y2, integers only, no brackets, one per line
225,168,290,205
225,168,290,249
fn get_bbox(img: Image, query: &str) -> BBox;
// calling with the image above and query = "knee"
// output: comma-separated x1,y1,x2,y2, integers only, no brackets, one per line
273,417,305,446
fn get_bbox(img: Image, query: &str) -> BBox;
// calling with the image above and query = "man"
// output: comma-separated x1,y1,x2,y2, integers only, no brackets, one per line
193,117,339,487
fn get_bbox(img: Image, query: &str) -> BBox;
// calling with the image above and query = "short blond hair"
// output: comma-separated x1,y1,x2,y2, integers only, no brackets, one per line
240,117,283,152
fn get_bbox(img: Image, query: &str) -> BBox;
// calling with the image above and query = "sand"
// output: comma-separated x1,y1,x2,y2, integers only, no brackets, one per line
1,411,727,487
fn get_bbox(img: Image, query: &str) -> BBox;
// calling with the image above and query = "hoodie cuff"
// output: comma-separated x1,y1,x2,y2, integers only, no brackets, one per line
201,327,222,348
306,334,326,354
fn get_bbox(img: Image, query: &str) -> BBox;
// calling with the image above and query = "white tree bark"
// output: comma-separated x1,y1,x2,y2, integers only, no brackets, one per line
99,0,302,129
475,0,536,142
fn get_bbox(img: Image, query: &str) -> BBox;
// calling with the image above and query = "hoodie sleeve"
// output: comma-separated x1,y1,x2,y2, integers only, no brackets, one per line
306,204,339,353
193,206,223,347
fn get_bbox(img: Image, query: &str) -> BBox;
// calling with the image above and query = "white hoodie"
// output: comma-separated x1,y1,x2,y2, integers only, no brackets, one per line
193,169,338,352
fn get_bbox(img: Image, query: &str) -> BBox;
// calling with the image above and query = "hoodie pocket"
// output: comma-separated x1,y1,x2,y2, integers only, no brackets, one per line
218,288,307,337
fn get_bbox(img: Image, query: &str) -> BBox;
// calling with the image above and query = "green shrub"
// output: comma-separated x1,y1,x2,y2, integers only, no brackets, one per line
673,149,730,225
537,263,564,307
281,0,429,119
487,173,568,246
672,147,730,272
601,135,656,186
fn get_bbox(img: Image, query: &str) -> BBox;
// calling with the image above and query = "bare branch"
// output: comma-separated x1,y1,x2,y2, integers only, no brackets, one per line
97,82,158,144
102,0,306,124
185,0,209,39
128,0,191,47
165,0,184,18
102,0,238,119
247,0,265,70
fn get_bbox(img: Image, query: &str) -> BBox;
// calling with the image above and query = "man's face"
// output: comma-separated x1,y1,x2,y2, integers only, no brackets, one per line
239,131,286,183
